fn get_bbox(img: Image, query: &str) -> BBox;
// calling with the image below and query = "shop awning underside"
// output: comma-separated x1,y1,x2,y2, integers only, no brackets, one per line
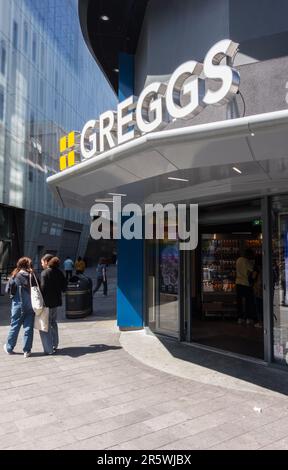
47,110,288,210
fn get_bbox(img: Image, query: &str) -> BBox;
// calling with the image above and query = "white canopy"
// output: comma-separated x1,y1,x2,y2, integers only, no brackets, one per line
47,109,288,209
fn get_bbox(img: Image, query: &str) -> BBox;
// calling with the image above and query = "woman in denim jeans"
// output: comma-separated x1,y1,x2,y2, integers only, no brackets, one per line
3,257,35,358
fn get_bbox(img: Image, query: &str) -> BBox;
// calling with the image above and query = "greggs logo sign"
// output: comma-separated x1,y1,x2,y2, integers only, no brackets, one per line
59,39,240,171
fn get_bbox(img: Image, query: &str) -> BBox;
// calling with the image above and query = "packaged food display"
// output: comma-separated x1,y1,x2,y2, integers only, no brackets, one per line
202,235,262,293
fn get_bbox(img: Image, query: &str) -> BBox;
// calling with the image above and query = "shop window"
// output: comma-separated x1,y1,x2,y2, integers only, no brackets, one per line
0,86,4,121
32,33,37,62
28,168,33,182
39,78,44,108
12,21,18,49
23,22,28,53
56,224,62,236
54,70,58,110
1,41,6,75
41,221,49,234
50,223,58,236
30,111,35,136
40,41,45,69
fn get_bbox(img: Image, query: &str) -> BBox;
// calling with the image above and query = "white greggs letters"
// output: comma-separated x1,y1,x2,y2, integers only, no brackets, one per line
80,39,240,161
136,82,168,134
203,40,239,105
166,61,205,120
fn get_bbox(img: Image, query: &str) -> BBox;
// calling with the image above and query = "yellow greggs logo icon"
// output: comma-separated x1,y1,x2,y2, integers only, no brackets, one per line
59,131,76,170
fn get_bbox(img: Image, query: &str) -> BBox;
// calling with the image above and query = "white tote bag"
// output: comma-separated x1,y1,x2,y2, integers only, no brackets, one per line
29,273,49,332
34,306,49,332
30,272,44,315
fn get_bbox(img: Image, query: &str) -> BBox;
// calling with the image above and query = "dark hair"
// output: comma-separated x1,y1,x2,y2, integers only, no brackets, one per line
77,256,82,261
11,257,33,277
41,253,54,263
48,257,60,268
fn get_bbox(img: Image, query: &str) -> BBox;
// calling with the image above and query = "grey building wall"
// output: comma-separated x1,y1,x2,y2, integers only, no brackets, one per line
162,55,288,130
230,0,288,65
135,0,288,94
135,0,229,94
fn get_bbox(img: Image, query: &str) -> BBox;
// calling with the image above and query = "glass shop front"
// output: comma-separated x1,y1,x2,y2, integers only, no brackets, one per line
146,195,288,367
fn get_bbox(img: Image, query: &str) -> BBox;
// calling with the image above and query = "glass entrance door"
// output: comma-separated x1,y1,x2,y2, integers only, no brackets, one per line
189,223,264,359
147,239,180,338
272,195,288,367
157,241,179,336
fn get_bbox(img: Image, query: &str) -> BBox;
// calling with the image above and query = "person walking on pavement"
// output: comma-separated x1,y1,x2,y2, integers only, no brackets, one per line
75,256,86,275
236,248,255,325
93,258,107,296
63,256,74,281
3,257,35,358
40,255,67,355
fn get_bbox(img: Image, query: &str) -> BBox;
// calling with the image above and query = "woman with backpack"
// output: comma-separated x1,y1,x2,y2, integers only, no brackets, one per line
39,255,67,354
3,257,35,358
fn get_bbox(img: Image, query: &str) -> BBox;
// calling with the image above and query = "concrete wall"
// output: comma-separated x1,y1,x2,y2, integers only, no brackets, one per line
135,0,288,94
135,0,229,94
162,55,288,130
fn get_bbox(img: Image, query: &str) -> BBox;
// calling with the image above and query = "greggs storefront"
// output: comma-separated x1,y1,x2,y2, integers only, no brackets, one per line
48,0,288,368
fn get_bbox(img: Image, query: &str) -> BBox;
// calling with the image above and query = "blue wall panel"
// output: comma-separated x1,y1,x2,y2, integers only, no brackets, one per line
117,238,144,329
119,53,135,102
117,53,144,329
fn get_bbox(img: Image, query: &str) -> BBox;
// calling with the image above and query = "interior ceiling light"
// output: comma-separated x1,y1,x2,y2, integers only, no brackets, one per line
100,15,110,21
113,68,119,73
168,176,189,182
247,123,255,137
232,167,242,174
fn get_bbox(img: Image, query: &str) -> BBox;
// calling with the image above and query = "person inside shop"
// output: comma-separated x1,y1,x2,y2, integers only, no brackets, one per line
63,256,74,281
236,248,255,325
252,255,263,328
75,256,86,275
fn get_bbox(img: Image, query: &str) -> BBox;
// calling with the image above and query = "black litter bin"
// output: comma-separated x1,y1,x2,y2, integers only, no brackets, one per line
65,274,93,319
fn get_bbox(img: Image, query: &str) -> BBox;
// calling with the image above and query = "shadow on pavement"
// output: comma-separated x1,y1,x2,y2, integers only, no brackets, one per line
158,336,288,396
31,344,122,358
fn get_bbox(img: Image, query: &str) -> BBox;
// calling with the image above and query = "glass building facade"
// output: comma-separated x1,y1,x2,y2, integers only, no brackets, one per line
0,0,117,269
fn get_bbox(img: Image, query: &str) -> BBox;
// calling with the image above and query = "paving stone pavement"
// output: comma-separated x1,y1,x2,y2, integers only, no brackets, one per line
1,265,288,450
